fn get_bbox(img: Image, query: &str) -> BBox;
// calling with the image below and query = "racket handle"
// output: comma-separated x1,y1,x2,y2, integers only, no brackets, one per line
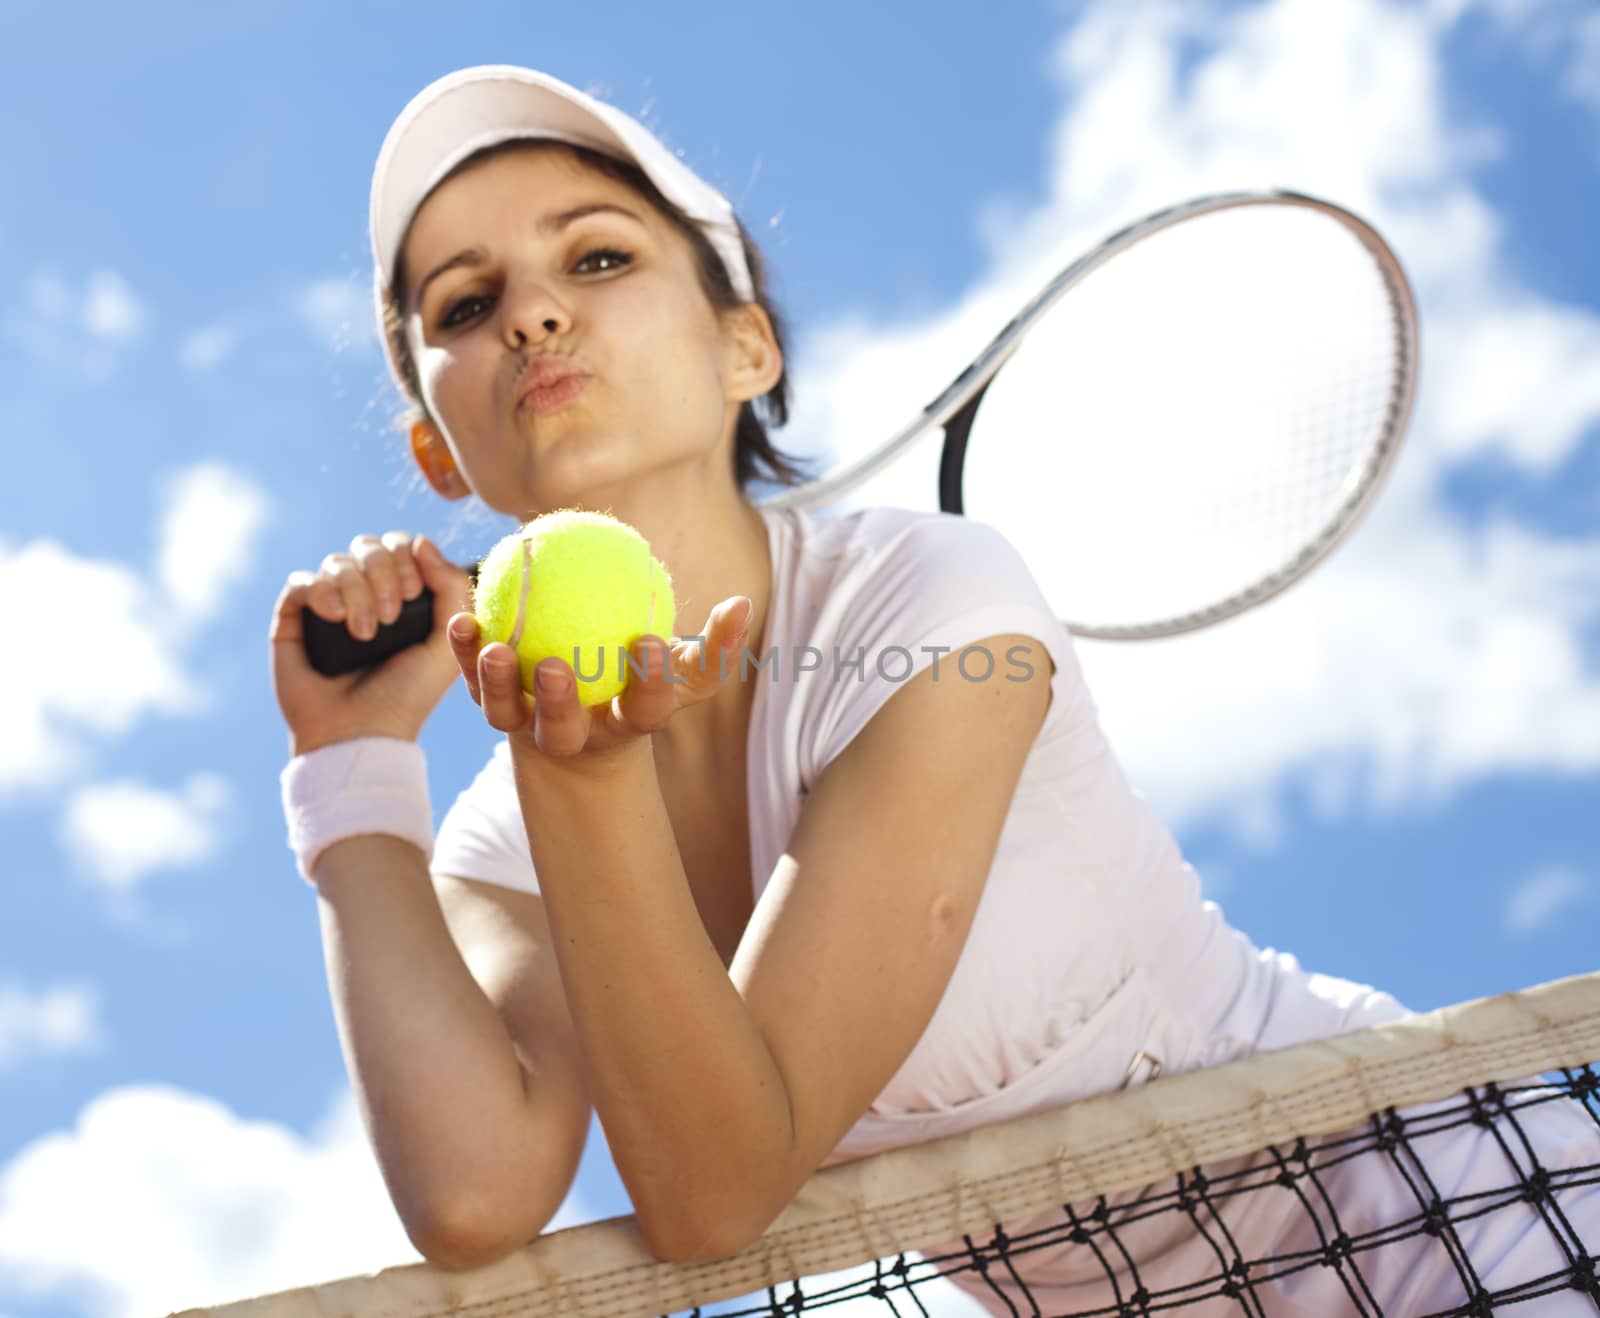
302,592,437,677
301,561,481,678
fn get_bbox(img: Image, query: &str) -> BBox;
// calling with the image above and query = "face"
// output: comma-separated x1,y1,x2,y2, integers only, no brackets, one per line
399,145,770,519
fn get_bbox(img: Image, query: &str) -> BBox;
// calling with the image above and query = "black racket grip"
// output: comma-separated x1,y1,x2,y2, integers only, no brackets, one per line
301,563,480,678
301,591,436,677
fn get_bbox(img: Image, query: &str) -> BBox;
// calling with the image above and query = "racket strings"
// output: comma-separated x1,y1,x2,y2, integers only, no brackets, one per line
959,201,1414,636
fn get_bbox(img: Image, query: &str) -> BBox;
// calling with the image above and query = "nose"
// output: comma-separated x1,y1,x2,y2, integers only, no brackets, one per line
500,273,570,349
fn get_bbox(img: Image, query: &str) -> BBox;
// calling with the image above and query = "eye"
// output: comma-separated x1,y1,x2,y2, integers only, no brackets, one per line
439,293,491,330
573,247,634,276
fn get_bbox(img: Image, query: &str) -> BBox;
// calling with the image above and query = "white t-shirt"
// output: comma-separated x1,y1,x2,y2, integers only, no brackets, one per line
431,502,1409,1164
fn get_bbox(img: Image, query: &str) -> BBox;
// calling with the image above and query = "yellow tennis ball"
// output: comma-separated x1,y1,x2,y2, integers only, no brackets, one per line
472,509,677,708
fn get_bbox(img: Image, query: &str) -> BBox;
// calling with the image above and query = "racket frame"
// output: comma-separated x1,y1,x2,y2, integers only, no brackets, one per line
760,188,1420,640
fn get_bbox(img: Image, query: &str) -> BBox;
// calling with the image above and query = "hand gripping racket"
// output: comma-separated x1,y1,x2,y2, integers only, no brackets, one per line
303,188,1418,673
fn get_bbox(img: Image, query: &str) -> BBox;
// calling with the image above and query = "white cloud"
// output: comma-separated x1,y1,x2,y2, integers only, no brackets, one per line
0,1087,416,1317
0,1085,607,1318
0,539,199,795
785,0,1600,840
178,322,243,372
57,774,233,892
0,463,272,800
83,269,148,343
156,463,273,620
3,266,149,379
0,980,103,1070
1073,517,1600,834
294,276,378,355
1504,866,1592,937
1423,273,1600,471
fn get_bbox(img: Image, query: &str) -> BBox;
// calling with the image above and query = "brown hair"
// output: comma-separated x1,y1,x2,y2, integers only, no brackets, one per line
380,138,815,495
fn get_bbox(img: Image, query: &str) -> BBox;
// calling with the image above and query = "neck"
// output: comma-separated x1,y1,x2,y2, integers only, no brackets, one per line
660,491,771,758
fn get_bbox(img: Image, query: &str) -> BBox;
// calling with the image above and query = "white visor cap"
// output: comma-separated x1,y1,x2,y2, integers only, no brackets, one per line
369,65,755,379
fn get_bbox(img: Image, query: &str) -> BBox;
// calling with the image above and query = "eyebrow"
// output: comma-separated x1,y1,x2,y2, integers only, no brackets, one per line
408,202,647,314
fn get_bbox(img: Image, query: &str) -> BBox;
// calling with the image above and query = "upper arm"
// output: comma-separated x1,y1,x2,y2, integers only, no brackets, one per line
730,632,1055,1198
431,873,593,1214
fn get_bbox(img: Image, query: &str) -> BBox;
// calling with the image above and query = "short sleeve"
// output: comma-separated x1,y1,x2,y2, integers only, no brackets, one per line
802,513,1084,781
430,739,540,894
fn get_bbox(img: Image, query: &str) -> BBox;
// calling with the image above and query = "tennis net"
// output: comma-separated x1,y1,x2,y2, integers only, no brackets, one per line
167,972,1600,1317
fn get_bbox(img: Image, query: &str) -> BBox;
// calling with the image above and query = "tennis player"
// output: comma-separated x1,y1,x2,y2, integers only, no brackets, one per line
269,65,1599,1314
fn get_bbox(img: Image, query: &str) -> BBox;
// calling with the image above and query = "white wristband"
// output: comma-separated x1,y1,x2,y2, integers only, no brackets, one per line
280,737,434,885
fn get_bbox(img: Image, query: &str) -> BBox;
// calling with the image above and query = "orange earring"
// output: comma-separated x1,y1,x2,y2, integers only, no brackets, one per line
410,421,466,494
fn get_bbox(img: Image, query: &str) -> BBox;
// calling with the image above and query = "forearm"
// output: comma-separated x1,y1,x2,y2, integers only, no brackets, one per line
510,741,794,1257
312,834,568,1253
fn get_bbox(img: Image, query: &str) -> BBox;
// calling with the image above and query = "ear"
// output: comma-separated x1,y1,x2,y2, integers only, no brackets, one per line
409,420,472,502
720,303,784,405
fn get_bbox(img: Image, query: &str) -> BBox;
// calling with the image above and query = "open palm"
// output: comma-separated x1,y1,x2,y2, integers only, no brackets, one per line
446,596,754,761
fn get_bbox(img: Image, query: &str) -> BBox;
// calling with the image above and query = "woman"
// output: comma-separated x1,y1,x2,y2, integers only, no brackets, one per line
269,65,1598,1313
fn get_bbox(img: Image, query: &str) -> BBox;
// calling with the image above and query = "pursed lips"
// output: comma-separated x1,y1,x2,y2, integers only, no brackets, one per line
515,357,588,416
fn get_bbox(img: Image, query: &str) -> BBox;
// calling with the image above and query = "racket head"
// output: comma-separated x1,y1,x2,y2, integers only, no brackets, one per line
769,190,1420,642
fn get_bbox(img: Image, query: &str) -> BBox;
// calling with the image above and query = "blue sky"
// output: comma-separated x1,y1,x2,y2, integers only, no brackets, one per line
1,2,1598,1315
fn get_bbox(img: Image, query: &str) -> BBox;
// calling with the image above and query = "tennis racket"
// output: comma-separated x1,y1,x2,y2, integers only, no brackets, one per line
302,187,1418,675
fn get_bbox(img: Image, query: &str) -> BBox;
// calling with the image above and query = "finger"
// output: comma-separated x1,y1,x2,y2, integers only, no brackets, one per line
415,535,475,633
351,534,406,629
447,612,485,704
530,658,591,757
610,635,678,735
320,550,377,640
680,597,753,691
716,596,754,660
300,554,352,629
270,571,317,646
479,642,538,735
381,530,425,603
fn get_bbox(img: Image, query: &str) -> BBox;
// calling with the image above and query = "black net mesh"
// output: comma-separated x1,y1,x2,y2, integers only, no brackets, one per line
682,1068,1600,1317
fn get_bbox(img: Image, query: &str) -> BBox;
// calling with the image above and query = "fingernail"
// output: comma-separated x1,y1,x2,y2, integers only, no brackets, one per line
450,617,475,643
536,665,567,695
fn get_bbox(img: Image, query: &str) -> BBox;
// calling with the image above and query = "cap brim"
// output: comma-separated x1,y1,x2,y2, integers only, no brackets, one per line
369,65,753,305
